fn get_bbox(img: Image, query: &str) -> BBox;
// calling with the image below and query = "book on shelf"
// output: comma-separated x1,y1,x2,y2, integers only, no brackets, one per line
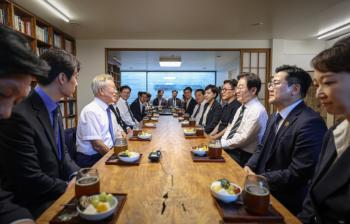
67,100,76,116
66,117,75,129
53,33,62,48
65,39,73,53
35,25,48,43
14,15,31,36
0,7,7,25
36,47,49,56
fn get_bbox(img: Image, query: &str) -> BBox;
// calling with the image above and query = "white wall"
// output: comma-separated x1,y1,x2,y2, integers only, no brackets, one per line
271,39,327,73
76,39,270,113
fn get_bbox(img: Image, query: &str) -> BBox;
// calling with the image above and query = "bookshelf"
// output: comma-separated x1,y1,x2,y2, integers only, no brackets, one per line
107,58,121,88
0,0,78,129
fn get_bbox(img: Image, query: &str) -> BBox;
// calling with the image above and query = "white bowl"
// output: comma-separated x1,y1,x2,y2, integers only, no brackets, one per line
144,123,155,127
118,152,140,163
184,129,196,136
138,133,152,140
77,195,118,221
182,120,189,125
192,149,207,156
210,181,242,203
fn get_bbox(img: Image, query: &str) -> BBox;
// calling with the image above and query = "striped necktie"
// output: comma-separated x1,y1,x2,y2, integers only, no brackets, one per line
226,105,246,140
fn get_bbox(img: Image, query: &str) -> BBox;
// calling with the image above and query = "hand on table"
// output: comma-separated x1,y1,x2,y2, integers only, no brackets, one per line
243,166,255,175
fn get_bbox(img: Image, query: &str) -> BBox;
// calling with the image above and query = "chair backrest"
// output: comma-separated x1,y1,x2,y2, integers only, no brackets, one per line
64,127,77,161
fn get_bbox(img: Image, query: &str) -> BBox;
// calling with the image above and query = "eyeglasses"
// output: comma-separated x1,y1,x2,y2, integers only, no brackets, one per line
221,88,233,92
267,82,282,89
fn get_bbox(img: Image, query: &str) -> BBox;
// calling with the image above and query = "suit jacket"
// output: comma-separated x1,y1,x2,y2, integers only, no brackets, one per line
199,100,222,134
183,98,197,116
0,90,79,218
246,102,327,214
298,124,350,224
130,99,146,122
0,185,32,223
167,97,181,108
152,97,167,107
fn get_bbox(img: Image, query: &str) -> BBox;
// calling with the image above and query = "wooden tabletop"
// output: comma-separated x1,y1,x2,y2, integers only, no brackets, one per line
37,116,301,224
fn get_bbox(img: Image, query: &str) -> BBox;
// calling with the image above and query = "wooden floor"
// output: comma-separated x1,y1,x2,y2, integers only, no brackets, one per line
37,116,301,224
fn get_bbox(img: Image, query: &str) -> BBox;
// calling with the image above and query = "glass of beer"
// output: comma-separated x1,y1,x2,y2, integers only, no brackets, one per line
114,137,128,155
189,118,196,127
243,175,270,215
133,124,141,137
178,109,184,117
208,140,222,159
195,125,204,136
75,168,100,198
183,113,190,121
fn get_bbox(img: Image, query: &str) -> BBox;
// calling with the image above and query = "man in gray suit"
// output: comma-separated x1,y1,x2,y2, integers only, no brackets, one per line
167,90,181,108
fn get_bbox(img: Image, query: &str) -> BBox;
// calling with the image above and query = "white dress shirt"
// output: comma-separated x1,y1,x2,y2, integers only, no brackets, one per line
116,97,137,127
191,100,206,125
221,97,268,154
76,97,123,155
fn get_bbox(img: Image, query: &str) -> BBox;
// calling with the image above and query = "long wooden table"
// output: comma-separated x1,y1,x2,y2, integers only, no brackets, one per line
37,116,301,224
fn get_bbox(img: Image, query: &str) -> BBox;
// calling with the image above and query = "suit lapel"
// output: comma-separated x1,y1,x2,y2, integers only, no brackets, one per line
265,103,304,161
312,142,350,203
31,91,60,161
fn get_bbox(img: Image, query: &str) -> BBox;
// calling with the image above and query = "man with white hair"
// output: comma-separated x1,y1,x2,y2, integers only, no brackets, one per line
76,74,124,167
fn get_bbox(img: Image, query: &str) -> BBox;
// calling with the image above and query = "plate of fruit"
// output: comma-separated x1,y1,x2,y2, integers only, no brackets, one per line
77,192,118,221
210,178,242,203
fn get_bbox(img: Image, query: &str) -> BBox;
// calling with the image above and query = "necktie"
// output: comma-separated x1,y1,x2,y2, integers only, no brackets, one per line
226,105,246,140
125,101,136,122
274,113,283,133
193,103,202,118
110,105,127,133
107,107,116,145
53,106,62,160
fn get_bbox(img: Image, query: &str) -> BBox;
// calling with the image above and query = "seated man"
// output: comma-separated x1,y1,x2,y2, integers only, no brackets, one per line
152,89,167,107
167,90,181,108
191,89,206,125
210,79,241,139
182,87,196,116
221,73,268,167
0,25,49,224
0,48,80,218
116,85,138,128
130,91,147,122
244,65,327,215
76,74,124,168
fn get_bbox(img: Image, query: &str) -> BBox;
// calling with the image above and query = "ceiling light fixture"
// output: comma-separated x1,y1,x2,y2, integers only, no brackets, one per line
159,56,181,67
317,21,350,40
40,0,70,23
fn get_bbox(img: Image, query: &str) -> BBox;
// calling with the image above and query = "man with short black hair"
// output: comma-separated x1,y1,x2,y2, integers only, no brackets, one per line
183,86,196,116
0,25,49,224
130,91,147,122
191,89,206,125
221,73,268,167
210,79,241,139
167,90,181,108
244,65,327,214
153,89,167,107
0,48,80,218
116,85,138,128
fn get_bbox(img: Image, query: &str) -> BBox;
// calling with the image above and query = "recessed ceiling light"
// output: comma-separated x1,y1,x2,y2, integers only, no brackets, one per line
251,22,264,26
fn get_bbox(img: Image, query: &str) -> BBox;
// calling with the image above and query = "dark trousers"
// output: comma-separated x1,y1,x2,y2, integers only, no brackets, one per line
225,148,252,167
76,152,102,168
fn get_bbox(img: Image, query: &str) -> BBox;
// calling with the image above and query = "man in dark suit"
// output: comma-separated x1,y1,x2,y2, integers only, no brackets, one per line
130,91,147,122
244,65,327,215
0,25,49,224
167,90,181,108
183,86,197,116
152,89,167,107
0,48,80,218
